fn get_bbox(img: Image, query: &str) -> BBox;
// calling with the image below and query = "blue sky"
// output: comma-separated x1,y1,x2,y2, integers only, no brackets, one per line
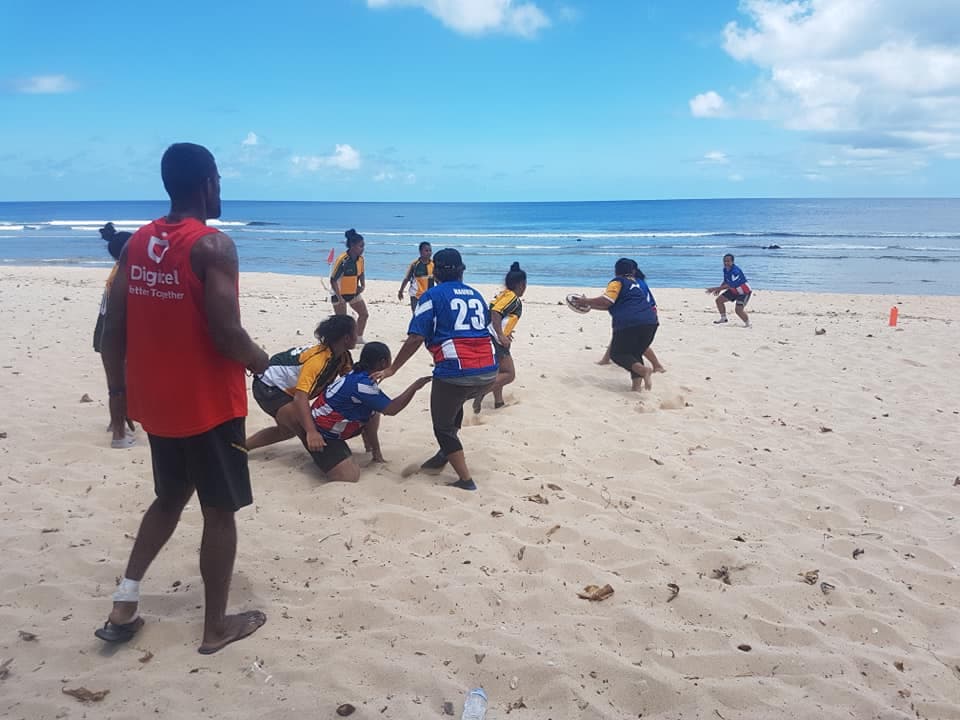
2,0,958,201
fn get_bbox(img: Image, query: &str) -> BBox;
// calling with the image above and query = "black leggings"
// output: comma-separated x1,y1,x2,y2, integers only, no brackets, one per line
430,378,493,455
610,324,658,378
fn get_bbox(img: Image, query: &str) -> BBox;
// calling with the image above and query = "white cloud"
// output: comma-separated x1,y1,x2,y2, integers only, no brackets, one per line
689,91,727,118
373,170,417,184
16,75,77,94
367,0,549,37
701,150,729,164
241,132,259,147
711,0,960,157
728,173,744,182
292,144,362,172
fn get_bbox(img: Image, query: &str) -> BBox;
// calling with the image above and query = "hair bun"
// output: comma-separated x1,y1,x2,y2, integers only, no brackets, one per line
510,262,521,272
345,228,357,240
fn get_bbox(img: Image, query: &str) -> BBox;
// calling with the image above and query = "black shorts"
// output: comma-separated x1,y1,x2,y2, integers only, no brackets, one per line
492,339,511,359
252,377,293,418
147,418,251,511
431,377,494,456
722,290,751,306
93,313,105,353
309,437,352,473
331,293,359,304
610,324,659,378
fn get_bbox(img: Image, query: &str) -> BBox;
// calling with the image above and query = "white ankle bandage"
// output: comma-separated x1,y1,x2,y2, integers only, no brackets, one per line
112,578,141,603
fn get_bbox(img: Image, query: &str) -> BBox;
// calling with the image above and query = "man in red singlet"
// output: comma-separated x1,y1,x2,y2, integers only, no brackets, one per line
96,143,270,654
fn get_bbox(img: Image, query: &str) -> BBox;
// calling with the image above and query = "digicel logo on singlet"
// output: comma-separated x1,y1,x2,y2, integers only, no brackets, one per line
130,265,181,288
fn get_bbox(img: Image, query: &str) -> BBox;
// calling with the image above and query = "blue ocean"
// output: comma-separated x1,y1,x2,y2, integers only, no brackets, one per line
1,199,958,294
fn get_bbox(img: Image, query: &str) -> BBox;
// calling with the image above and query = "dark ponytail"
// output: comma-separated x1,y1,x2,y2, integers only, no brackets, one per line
314,315,356,345
504,261,526,290
353,342,391,373
345,228,364,248
614,257,644,280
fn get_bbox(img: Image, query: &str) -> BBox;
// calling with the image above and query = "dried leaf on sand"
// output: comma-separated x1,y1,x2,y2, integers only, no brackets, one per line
577,584,614,601
666,583,680,602
524,494,549,505
506,697,527,713
138,650,154,664
711,567,732,585
546,483,563,491
0,658,12,680
853,548,865,559
546,524,561,537
336,703,356,716
800,569,820,585
820,581,836,594
17,631,37,641
62,687,109,702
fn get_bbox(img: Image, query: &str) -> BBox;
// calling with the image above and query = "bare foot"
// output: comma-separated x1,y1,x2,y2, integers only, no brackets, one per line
642,366,653,390
472,395,484,414
653,365,667,373
596,358,611,366
198,610,267,655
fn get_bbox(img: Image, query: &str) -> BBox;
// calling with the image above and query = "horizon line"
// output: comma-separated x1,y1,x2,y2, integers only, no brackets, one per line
2,196,959,205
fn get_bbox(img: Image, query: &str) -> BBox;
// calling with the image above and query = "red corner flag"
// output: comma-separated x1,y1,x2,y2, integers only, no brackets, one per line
326,248,335,264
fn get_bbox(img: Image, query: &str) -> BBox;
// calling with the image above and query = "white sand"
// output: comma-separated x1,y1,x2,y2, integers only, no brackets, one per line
1,266,958,719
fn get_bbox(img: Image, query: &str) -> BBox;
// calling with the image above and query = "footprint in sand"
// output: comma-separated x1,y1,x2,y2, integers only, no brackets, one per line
400,462,421,478
659,394,687,410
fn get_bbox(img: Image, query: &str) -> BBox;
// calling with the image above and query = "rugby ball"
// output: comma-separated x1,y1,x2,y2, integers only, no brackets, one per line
565,293,590,314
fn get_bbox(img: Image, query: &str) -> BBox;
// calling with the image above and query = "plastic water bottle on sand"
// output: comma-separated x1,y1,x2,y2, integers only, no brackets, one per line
461,688,487,720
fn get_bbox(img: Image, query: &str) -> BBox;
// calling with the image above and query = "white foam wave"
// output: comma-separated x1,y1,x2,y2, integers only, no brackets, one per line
46,220,152,227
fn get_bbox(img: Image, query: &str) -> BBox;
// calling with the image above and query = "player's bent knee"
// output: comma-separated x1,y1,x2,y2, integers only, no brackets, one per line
326,459,361,483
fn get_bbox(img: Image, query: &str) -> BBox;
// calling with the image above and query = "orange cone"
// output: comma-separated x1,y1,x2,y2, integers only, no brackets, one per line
888,306,898,327
326,248,335,264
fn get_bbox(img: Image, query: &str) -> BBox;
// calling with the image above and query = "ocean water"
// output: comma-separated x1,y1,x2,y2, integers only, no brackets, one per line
1,199,958,294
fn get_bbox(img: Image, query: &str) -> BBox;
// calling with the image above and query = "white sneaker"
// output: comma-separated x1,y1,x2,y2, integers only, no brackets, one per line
743,322,751,328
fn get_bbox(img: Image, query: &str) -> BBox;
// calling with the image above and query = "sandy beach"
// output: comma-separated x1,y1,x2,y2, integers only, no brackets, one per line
1,265,958,720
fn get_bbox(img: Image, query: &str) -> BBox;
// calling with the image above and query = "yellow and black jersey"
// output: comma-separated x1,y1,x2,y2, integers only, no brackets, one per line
488,288,523,337
405,258,435,298
259,343,353,398
330,253,364,296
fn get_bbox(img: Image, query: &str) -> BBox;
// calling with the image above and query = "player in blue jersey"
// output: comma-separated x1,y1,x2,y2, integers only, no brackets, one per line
706,253,752,327
308,342,431,483
377,248,497,491
570,258,659,392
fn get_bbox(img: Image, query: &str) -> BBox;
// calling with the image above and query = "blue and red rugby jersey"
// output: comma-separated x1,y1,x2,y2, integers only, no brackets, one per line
311,370,391,440
408,281,498,379
723,264,751,295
